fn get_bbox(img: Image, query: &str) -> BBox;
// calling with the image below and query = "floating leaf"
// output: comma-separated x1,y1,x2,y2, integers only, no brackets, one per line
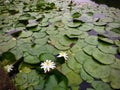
26,19,38,27
79,23,94,31
72,12,81,18
83,45,97,55
92,81,112,90
98,42,117,54
98,37,114,44
110,69,120,89
15,70,40,90
75,50,92,64
2,52,16,62
67,21,81,28
19,31,33,38
61,63,82,87
93,26,105,33
34,36,48,45
80,68,94,83
24,53,40,64
110,58,120,70
19,14,34,21
85,36,98,45
39,53,55,62
0,39,16,53
67,56,82,73
93,49,115,64
83,59,111,79
44,75,58,90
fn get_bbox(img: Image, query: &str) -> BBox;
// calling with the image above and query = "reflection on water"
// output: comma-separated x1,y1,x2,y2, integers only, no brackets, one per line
73,0,120,8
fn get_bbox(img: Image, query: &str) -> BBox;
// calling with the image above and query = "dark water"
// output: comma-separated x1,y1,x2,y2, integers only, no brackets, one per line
73,0,120,8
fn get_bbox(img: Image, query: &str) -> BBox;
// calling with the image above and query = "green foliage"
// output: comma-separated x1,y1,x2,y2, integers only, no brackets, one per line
0,0,120,90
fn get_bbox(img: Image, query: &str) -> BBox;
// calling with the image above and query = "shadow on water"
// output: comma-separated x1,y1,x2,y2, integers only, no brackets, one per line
91,0,120,8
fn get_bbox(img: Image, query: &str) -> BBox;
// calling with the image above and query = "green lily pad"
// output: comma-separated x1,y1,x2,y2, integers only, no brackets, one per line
24,52,40,64
15,70,40,90
32,32,46,39
110,58,120,70
58,35,77,46
93,49,115,64
110,69,120,89
75,50,92,64
67,56,82,73
19,14,34,21
10,46,23,60
71,39,87,53
80,68,94,83
61,63,82,87
79,23,94,31
66,29,82,38
0,39,16,53
44,75,58,90
26,20,38,27
19,31,33,38
72,12,81,18
98,37,114,44
2,52,16,62
67,21,81,28
98,42,117,54
93,26,105,33
83,45,97,55
39,53,55,62
115,40,120,47
83,59,111,79
85,36,98,45
92,81,112,90
34,36,48,45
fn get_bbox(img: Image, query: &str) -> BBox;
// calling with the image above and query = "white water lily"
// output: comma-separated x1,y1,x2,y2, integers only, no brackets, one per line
5,65,14,72
41,60,56,73
57,51,68,60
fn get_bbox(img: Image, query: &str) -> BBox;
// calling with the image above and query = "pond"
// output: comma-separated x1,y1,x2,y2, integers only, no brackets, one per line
0,0,120,90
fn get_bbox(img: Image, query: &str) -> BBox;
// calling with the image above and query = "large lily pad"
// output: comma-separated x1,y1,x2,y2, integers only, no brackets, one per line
110,69,120,89
39,53,55,62
85,36,98,45
24,52,40,64
61,63,82,87
83,45,97,55
75,50,92,64
83,59,111,79
110,59,120,69
93,49,115,64
98,42,117,54
67,56,82,73
80,68,94,83
92,81,112,90
15,70,40,90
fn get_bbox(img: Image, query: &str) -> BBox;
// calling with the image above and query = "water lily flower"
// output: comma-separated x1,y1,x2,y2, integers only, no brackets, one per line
41,60,56,73
57,51,68,60
5,65,14,72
